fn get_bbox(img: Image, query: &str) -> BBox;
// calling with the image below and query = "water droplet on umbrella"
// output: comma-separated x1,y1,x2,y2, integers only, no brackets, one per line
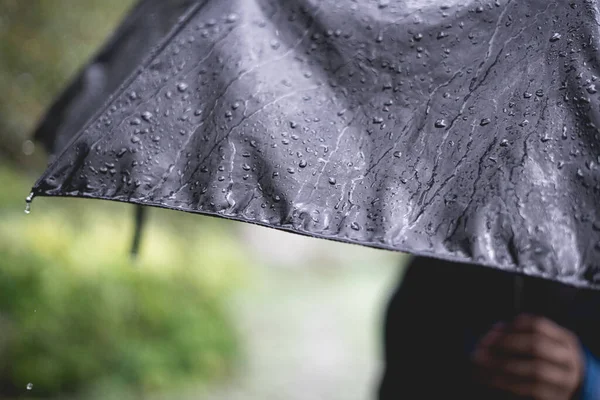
26,383,33,391
290,121,298,129
299,159,307,168
550,32,561,42
131,136,141,144
413,33,423,41
378,0,390,8
475,5,484,12
225,13,239,23
500,139,510,147
287,167,296,174
141,111,153,121
329,177,337,185
177,82,188,92
242,163,251,171
535,89,545,97
351,222,361,231
434,119,447,128
480,118,491,126
373,117,384,124
130,118,141,126
437,31,448,39
128,91,138,100
523,92,532,99
587,84,597,94
393,151,402,158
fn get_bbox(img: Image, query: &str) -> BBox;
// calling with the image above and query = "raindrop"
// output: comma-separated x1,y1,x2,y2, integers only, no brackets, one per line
232,102,240,110
141,111,153,121
373,116,384,124
225,13,239,23
434,119,447,128
437,31,448,39
500,139,509,147
535,89,544,97
22,140,35,155
130,118,141,126
287,167,296,174
393,151,402,158
329,177,337,185
290,121,298,129
26,383,33,391
378,0,390,8
128,91,138,100
549,32,561,42
24,192,34,214
299,159,307,168
131,136,141,144
480,118,491,126
351,222,361,231
177,82,188,92
242,163,251,171
562,126,568,139
475,5,484,13
523,92,532,99
413,33,423,41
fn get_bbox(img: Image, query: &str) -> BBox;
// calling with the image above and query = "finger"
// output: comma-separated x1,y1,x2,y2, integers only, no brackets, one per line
485,332,572,367
480,372,562,400
477,356,568,388
511,315,574,345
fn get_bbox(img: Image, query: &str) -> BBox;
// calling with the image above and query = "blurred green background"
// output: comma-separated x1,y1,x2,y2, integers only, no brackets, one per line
0,1,406,399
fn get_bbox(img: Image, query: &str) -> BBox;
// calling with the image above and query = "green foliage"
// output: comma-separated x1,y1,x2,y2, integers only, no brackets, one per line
0,166,246,399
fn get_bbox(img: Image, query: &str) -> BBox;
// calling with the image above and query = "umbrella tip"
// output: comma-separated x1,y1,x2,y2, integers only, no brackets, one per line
24,191,35,214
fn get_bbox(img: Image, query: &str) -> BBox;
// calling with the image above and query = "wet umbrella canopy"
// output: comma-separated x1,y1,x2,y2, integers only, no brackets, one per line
30,0,600,288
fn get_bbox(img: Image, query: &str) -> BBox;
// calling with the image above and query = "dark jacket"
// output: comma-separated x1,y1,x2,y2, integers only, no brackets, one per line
378,256,600,399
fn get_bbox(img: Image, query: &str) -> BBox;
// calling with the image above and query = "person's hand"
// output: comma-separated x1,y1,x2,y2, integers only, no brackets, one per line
471,314,585,400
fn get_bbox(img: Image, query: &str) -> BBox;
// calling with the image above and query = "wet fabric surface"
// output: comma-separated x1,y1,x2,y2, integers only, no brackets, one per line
32,0,600,288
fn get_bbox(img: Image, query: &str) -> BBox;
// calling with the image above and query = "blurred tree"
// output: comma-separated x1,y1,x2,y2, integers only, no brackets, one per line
0,0,135,170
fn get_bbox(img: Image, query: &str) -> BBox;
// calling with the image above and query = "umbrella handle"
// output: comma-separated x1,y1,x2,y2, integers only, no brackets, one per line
513,274,525,316
130,205,146,259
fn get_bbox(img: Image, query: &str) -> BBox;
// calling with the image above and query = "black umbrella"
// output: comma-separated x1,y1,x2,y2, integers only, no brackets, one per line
30,0,600,288
31,0,195,256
